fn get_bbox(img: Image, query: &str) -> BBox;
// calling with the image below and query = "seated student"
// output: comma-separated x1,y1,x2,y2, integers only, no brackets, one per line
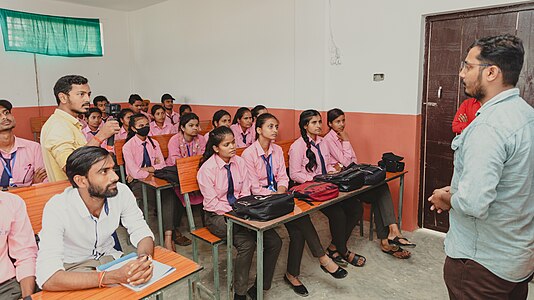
161,93,180,126
0,191,38,300
250,105,268,132
290,110,366,268
179,104,192,117
0,100,47,188
166,112,206,246
149,105,178,136
82,108,109,150
128,94,144,115
323,109,412,259
203,109,231,141
115,108,134,141
230,107,254,148
122,113,177,251
197,127,281,300
142,99,150,114
93,95,110,122
242,113,347,297
36,146,154,291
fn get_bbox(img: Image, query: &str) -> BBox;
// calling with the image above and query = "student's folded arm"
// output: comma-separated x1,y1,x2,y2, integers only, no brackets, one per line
197,168,228,214
238,163,251,198
276,152,290,189
8,199,38,284
165,136,180,166
153,144,167,170
119,184,155,247
123,144,149,179
452,101,468,134
242,152,271,195
450,124,506,219
289,147,313,184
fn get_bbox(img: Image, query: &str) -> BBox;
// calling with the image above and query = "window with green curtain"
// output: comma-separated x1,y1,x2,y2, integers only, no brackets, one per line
0,9,102,57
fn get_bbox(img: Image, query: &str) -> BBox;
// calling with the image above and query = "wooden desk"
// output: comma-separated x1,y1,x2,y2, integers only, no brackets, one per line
31,246,203,300
225,171,407,300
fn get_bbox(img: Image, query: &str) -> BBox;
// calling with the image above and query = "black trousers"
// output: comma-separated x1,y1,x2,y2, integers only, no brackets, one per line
130,181,177,231
444,256,532,300
205,212,282,295
0,277,21,300
320,196,362,256
284,215,326,277
357,184,397,240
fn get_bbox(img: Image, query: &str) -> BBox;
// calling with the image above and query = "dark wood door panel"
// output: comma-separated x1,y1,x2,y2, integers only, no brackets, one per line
517,10,534,107
429,19,463,75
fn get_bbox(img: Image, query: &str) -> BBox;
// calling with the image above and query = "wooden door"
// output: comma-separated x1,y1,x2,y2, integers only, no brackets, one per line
420,9,525,232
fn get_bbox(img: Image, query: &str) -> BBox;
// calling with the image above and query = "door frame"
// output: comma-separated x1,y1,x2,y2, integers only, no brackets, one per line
417,2,534,229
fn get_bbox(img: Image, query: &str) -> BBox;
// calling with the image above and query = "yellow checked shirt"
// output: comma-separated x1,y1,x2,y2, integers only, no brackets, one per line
41,109,87,182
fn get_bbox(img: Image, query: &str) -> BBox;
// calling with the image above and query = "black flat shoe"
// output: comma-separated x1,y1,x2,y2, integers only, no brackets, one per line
247,285,257,300
326,248,349,267
234,293,246,300
284,275,309,297
320,263,348,279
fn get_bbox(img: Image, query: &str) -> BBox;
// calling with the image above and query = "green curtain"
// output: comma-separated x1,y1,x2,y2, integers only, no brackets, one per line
0,9,102,57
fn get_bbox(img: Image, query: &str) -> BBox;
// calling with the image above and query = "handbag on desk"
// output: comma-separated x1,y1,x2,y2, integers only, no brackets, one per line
313,166,365,192
347,163,386,185
290,181,340,201
231,193,295,221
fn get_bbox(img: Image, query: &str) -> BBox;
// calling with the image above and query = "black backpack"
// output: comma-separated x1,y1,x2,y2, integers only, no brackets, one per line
153,166,179,184
350,163,386,185
231,193,295,221
314,166,365,192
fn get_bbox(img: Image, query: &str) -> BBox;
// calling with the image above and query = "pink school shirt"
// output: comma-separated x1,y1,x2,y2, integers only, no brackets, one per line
241,140,289,195
164,111,180,126
115,127,128,141
149,121,178,136
197,155,251,215
322,129,357,167
123,135,166,179
0,137,47,187
230,124,255,148
0,192,38,284
166,133,206,166
289,135,336,184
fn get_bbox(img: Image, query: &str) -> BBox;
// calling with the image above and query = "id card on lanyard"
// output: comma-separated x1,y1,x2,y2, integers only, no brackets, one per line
0,152,16,187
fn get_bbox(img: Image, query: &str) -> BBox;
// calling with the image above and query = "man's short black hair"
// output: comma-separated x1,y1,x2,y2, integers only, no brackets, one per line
66,146,110,188
469,34,524,86
53,75,89,105
93,95,109,106
0,99,12,111
128,94,143,105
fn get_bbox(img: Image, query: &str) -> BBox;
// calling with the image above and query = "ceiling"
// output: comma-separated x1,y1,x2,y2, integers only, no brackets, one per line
52,0,169,11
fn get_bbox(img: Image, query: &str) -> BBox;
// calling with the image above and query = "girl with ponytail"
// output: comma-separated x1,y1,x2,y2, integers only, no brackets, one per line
289,110,367,268
197,126,282,299
323,108,413,258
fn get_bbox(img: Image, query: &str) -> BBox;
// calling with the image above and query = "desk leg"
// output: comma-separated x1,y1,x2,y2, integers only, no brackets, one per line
398,175,405,231
142,184,149,221
227,219,234,300
156,189,164,246
188,278,193,300
256,230,264,300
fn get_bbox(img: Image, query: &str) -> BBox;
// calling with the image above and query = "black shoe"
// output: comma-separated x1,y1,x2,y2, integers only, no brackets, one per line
326,248,349,267
283,275,309,297
234,293,246,300
320,264,348,279
247,285,257,300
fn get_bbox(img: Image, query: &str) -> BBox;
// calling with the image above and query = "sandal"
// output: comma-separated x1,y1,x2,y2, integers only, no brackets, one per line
343,251,366,267
382,245,411,259
174,230,192,246
326,248,349,267
388,236,416,248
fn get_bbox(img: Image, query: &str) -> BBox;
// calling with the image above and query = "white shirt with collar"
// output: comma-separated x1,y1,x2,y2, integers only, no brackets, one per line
35,182,154,288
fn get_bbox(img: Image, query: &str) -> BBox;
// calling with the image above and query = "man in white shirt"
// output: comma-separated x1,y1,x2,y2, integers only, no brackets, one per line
36,146,155,291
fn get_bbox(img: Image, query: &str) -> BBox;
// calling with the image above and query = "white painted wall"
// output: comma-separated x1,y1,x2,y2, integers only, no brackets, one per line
0,0,132,107
129,0,528,115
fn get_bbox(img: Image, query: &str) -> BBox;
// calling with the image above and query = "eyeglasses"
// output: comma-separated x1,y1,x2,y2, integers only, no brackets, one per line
460,61,493,72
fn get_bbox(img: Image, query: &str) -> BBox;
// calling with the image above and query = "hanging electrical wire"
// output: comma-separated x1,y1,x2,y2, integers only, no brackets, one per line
328,0,341,65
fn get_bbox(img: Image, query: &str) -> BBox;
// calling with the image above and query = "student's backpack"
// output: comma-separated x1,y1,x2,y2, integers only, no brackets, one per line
153,166,179,184
290,181,339,201
348,163,386,185
314,166,365,192
378,152,405,172
231,193,295,221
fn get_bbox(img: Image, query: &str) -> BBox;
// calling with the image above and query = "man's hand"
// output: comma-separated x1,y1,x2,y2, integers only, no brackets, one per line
337,131,350,141
108,255,153,286
98,120,121,139
32,168,47,184
428,186,452,213
458,114,468,123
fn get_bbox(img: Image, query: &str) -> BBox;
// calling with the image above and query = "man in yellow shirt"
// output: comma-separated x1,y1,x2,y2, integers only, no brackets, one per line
41,75,120,182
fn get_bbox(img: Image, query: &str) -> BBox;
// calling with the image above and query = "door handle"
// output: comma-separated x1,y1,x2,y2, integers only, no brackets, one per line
426,102,437,107
437,86,442,99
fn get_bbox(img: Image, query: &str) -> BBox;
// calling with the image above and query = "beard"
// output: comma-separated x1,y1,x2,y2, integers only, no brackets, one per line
88,181,119,198
463,72,486,101
67,97,89,114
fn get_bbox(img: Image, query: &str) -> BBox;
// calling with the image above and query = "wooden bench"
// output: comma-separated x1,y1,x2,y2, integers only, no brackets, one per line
198,120,213,136
176,155,224,300
30,116,49,142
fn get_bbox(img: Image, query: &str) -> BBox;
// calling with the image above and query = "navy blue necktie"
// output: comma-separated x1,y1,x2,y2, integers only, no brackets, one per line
310,141,327,175
261,154,277,190
90,130,99,136
224,164,237,205
141,142,152,167
0,154,12,187
241,133,247,145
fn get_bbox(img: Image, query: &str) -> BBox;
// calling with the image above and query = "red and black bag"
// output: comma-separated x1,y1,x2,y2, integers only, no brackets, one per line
289,181,339,202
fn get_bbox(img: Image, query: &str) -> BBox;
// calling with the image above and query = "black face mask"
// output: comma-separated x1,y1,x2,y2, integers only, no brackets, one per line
136,126,150,137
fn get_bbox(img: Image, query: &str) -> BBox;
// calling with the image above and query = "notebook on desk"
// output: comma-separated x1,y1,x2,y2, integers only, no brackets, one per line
97,252,176,292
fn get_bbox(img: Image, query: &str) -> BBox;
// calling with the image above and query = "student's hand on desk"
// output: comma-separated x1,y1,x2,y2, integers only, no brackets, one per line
126,255,154,286
99,120,121,139
428,186,451,213
141,167,156,173
32,168,47,183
